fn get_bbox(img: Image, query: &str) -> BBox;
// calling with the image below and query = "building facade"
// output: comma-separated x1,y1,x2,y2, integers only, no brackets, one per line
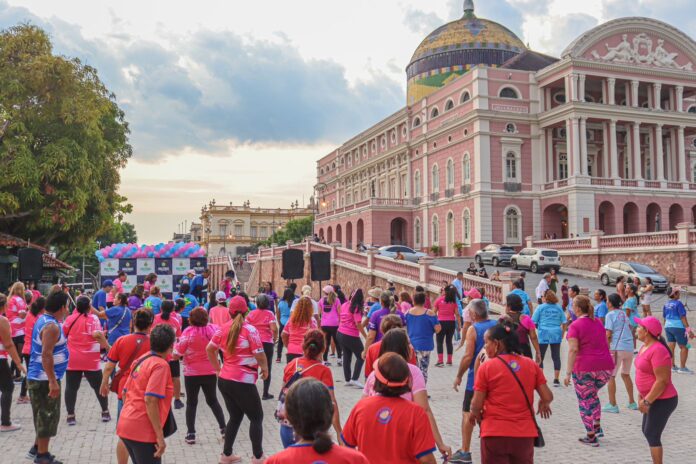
199,201,313,257
314,2,696,256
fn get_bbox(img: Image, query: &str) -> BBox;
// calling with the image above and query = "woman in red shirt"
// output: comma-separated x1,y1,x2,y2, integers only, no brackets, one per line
469,320,553,464
268,377,367,464
17,297,45,404
433,285,461,366
281,297,317,363
63,296,110,425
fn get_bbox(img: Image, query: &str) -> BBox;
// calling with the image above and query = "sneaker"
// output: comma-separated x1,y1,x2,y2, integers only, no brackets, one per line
27,445,37,460
595,427,604,438
0,423,21,432
174,399,185,409
323,361,332,366
66,415,77,426
351,380,364,389
449,449,473,463
627,402,639,410
553,379,560,387
435,362,444,368
219,453,242,464
101,411,111,422
261,393,274,401
251,455,266,464
330,353,336,358
16,396,30,404
185,433,196,445
34,454,63,464
602,403,619,414
337,359,343,366
672,365,679,372
345,380,355,387
579,436,599,447
446,362,453,366
275,358,281,364
678,367,694,374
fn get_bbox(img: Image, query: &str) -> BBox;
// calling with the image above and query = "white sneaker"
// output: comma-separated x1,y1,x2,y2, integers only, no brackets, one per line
0,423,21,432
344,380,355,387
351,380,365,389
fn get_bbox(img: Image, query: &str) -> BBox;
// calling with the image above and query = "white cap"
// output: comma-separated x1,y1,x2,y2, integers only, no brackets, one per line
215,291,227,302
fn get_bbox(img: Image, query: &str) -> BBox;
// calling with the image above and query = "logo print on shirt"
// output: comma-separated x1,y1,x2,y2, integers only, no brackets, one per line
376,407,393,424
508,360,521,372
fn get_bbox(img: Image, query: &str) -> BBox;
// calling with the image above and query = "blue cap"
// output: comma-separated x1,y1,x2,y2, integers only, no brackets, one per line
103,279,114,287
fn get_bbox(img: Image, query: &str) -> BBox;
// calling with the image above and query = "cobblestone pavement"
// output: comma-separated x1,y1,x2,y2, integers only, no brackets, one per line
2,341,694,463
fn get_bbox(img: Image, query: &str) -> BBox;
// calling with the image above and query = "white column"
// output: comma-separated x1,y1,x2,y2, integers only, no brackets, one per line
539,128,547,185
625,82,631,106
607,78,616,105
601,80,607,104
564,75,571,102
678,125,687,182
539,88,546,112
571,117,581,176
676,86,684,113
653,82,662,110
633,122,642,180
578,74,586,102
669,128,677,180
546,129,554,181
631,80,640,107
580,117,588,176
655,124,665,181
610,119,619,179
571,74,579,101
602,121,610,178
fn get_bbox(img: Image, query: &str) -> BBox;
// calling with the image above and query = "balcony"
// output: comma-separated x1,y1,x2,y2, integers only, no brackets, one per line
621,179,638,187
370,198,413,207
413,197,422,206
430,192,440,202
590,177,614,186
445,188,455,198
460,184,471,194
503,182,522,192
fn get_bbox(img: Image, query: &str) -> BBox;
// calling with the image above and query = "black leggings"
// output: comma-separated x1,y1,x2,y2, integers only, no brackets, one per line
64,370,108,415
19,353,30,397
276,323,285,361
539,343,561,370
121,437,160,464
261,342,274,396
436,320,456,356
0,359,14,426
218,378,263,459
184,374,225,434
322,326,341,361
336,332,363,382
642,395,678,447
10,335,23,377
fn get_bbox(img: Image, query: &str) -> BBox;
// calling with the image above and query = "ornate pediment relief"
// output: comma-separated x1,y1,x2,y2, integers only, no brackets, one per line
589,32,693,70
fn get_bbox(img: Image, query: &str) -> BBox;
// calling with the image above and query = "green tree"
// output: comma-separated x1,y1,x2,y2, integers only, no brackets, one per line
259,216,313,247
0,24,132,248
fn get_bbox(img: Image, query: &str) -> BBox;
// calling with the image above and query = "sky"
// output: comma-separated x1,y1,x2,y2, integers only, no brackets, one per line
2,0,695,243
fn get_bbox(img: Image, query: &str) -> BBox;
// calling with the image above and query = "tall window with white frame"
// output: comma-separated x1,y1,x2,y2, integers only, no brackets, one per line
432,165,439,194
446,159,454,189
505,152,518,181
463,154,470,184
505,208,520,243
432,215,439,244
559,153,568,179
463,209,471,244
414,171,421,198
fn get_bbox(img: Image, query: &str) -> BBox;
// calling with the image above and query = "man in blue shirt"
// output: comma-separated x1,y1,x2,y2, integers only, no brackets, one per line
177,283,198,327
92,280,112,312
510,278,532,315
189,269,210,304
451,272,464,299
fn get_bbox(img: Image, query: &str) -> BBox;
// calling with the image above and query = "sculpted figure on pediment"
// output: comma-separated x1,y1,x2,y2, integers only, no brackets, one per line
591,33,693,71
592,34,634,62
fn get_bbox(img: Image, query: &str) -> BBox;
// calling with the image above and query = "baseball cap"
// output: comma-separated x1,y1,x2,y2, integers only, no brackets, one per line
215,291,227,302
464,288,482,299
368,288,383,299
187,269,195,275
669,286,681,297
323,285,334,294
228,296,248,316
634,316,662,338
102,280,113,288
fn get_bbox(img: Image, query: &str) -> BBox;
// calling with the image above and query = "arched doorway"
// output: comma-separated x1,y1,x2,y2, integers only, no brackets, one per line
646,203,662,232
669,204,684,230
356,219,364,245
390,218,407,245
542,204,568,238
622,202,639,234
318,228,324,241
336,224,343,245
446,212,455,256
327,226,333,244
346,222,353,250
598,201,616,235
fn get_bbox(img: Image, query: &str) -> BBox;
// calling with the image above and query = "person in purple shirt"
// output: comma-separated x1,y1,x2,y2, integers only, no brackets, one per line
262,281,278,312
363,291,406,356
126,285,144,311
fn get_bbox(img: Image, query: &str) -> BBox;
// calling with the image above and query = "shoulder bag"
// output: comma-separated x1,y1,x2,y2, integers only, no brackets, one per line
110,334,148,394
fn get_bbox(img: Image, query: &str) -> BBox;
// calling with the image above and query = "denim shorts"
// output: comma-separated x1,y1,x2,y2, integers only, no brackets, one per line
665,327,688,346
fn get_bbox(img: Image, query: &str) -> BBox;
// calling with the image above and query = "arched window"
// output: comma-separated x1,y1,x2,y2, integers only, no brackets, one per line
463,209,471,244
431,165,440,193
415,218,421,247
505,123,516,134
505,152,518,181
460,91,471,103
463,153,471,183
432,215,439,244
431,107,439,119
505,208,521,243
445,99,455,111
692,163,696,183
412,117,421,128
688,106,696,113
414,170,421,198
499,87,519,99
446,159,454,188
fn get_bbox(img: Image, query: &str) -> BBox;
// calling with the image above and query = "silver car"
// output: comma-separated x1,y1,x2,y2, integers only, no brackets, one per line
598,261,669,291
377,245,427,263
510,248,561,273
475,244,516,267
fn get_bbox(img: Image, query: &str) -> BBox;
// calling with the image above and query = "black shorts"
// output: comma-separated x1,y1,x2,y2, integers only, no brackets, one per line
462,389,474,412
169,360,180,378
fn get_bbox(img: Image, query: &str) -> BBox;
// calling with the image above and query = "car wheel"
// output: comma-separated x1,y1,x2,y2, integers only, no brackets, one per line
475,255,482,265
601,274,610,286
511,260,518,270
530,262,539,273
492,258,499,267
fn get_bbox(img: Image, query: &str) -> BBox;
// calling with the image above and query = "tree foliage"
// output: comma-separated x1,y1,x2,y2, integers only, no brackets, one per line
258,216,313,247
0,24,132,248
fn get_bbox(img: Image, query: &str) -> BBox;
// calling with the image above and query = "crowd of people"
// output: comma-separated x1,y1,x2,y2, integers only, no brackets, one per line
0,264,692,464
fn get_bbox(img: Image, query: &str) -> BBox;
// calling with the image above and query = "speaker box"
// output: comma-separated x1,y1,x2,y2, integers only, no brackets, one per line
281,249,304,280
310,251,331,282
18,248,44,281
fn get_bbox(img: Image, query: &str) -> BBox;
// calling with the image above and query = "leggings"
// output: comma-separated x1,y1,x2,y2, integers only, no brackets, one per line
261,342,274,396
276,323,285,361
218,378,263,459
64,370,108,415
572,370,612,432
121,437,160,464
0,359,14,426
184,374,226,434
642,395,678,447
321,326,341,362
436,320,456,356
414,350,431,384
20,353,30,397
336,332,363,382
539,343,561,370
10,335,23,377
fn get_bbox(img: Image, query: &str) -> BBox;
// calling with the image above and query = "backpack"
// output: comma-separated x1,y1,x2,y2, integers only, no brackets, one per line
274,359,320,423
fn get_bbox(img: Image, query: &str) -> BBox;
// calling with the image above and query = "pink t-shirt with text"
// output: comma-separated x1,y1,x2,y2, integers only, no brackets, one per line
209,322,264,383
566,317,614,373
363,362,426,401
318,298,341,327
635,342,678,399
63,313,103,371
282,318,318,355
434,296,457,322
338,302,363,338
8,295,27,337
209,305,231,327
245,309,277,344
175,324,218,376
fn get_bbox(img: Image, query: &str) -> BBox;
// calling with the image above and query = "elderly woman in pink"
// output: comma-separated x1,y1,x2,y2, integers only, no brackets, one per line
174,307,226,445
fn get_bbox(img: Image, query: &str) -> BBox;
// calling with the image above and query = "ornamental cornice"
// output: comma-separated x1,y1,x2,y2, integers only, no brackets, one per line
538,102,696,128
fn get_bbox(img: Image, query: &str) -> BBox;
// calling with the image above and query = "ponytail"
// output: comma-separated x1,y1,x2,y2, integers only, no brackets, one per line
326,291,336,306
656,335,674,359
312,430,333,454
226,313,245,355
161,300,174,321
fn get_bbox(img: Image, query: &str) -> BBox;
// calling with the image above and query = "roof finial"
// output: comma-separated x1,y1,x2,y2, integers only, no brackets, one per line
463,0,475,18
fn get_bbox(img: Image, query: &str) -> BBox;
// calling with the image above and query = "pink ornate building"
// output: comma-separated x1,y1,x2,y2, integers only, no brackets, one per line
314,2,696,256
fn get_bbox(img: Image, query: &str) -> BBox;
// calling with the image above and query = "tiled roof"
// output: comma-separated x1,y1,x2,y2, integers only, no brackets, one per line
42,254,74,270
0,233,72,270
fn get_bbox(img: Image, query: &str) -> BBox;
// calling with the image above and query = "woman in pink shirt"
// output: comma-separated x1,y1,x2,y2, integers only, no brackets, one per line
210,292,231,326
0,293,26,431
318,286,342,366
63,296,110,425
174,307,226,445
246,294,278,400
633,316,678,464
154,300,184,410
337,289,368,387
6,282,27,380
564,295,615,447
281,297,318,364
206,295,269,464
433,285,461,366
17,297,45,404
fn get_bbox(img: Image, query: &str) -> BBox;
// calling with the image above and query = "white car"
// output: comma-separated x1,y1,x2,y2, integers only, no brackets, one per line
377,245,427,263
510,248,561,273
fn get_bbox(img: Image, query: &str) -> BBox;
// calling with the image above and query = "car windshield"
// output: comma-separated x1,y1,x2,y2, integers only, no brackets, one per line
499,246,514,252
541,250,558,257
630,263,657,274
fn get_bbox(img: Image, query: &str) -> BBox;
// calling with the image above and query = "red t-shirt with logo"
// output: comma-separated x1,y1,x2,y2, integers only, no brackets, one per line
266,443,369,464
342,396,436,463
282,357,334,389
